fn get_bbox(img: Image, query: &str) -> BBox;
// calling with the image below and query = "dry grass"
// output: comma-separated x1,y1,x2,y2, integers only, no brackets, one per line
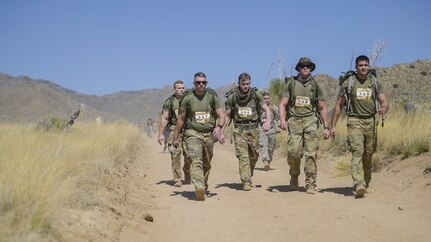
0,122,143,241
275,109,431,176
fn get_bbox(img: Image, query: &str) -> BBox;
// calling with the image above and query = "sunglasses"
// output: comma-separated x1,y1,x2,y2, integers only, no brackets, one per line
195,81,207,85
299,64,312,69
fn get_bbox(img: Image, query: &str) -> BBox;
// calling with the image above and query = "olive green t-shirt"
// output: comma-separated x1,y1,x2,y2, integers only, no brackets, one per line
162,95,180,130
282,77,324,118
180,90,222,132
339,75,384,117
226,89,264,123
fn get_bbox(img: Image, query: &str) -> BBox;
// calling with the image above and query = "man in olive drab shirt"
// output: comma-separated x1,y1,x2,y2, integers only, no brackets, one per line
173,72,225,201
331,55,389,198
219,73,271,191
279,57,330,195
158,80,191,187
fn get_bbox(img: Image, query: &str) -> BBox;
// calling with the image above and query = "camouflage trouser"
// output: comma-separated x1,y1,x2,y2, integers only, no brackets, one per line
347,116,376,189
168,129,191,182
259,127,277,163
184,129,215,189
287,116,319,189
233,125,259,185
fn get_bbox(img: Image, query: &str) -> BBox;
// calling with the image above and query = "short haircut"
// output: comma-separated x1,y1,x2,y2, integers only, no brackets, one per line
238,72,251,82
173,80,184,88
263,92,271,97
355,55,370,65
194,72,207,79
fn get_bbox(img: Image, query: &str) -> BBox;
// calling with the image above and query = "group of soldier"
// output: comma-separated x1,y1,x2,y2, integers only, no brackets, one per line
157,55,389,201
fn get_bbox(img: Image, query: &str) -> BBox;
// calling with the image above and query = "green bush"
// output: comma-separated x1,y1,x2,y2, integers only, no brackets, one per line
36,117,67,131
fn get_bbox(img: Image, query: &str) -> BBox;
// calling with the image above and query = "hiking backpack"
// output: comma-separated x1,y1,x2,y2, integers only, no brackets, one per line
338,69,380,113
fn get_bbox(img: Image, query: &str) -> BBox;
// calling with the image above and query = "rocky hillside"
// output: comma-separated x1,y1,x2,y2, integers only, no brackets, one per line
0,60,429,123
0,73,230,123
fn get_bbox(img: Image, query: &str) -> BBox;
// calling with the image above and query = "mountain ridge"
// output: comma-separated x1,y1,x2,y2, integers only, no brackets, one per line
1,59,430,123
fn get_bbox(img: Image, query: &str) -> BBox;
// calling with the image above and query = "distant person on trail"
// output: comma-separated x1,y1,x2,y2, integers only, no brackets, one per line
162,126,169,152
158,80,192,187
172,72,225,201
279,57,330,195
330,55,389,198
219,72,271,191
259,91,280,171
146,118,154,137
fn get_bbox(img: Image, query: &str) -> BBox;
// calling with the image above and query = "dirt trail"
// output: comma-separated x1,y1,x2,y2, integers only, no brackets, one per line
119,135,431,242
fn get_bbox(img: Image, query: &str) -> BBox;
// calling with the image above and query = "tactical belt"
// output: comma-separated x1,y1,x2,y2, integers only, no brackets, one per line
196,129,213,134
234,120,259,130
348,115,375,119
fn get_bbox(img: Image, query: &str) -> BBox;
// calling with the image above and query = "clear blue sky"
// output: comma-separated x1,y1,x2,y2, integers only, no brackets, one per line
1,0,430,95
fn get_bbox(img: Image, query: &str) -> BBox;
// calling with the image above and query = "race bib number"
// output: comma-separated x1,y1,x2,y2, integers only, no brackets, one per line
238,107,253,118
356,88,372,100
174,109,179,118
195,112,211,123
295,96,311,108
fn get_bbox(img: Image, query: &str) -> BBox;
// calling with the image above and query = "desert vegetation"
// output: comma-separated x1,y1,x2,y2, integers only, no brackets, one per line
0,122,143,241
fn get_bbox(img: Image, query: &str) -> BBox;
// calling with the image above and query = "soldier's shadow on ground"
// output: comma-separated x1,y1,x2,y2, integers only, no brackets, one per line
254,168,274,172
170,190,218,200
214,183,243,191
266,185,306,193
320,187,354,197
156,180,175,186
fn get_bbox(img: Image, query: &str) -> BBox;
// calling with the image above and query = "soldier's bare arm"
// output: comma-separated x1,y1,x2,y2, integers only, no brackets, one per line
158,110,169,145
278,96,289,130
318,100,330,140
219,108,231,145
213,107,225,143
377,93,389,115
173,111,186,148
330,96,346,138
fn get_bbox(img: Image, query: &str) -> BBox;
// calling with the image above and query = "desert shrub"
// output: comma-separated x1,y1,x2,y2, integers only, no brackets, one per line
36,116,67,131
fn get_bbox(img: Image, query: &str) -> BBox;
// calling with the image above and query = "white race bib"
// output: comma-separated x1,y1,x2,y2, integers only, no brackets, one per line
356,88,372,100
238,107,253,118
295,96,311,108
195,112,211,123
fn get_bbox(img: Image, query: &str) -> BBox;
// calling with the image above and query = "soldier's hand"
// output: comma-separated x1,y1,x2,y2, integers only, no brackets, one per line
279,120,287,130
377,107,387,116
172,137,179,148
330,128,336,138
219,133,225,145
323,129,330,140
158,135,164,145
262,121,271,132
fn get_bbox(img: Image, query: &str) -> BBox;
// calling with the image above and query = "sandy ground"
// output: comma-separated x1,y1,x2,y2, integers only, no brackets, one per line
58,134,431,242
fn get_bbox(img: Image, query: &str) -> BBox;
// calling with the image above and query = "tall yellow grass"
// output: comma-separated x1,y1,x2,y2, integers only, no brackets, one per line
276,109,431,175
0,122,143,241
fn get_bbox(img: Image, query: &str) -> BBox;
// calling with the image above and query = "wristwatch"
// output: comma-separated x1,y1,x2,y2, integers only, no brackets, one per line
217,124,223,129
324,126,330,130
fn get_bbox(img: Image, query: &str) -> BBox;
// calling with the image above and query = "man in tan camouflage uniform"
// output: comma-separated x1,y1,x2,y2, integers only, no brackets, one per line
219,73,271,191
259,91,280,171
331,55,389,198
279,57,330,194
173,72,225,201
158,80,191,187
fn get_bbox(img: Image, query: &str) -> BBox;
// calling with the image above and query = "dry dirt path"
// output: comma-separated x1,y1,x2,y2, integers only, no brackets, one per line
120,135,431,242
